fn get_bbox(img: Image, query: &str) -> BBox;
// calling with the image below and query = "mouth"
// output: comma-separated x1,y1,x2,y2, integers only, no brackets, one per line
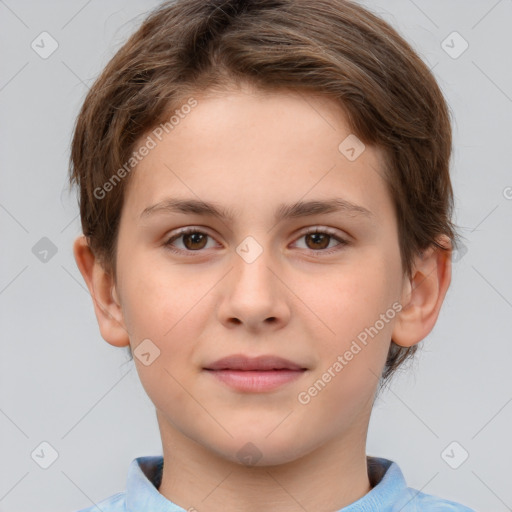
203,354,308,392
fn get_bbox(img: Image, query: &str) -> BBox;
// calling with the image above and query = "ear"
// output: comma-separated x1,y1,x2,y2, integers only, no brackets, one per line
72,235,130,347
392,235,452,347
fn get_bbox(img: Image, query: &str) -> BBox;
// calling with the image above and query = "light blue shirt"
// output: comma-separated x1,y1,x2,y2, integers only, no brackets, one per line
75,455,475,511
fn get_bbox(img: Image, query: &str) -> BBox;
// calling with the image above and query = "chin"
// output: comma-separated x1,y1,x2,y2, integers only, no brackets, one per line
204,429,312,468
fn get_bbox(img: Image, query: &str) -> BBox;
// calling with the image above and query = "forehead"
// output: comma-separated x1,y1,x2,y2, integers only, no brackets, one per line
122,87,390,224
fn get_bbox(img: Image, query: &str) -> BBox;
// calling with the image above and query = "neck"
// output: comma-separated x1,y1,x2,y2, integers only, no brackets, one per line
156,414,372,512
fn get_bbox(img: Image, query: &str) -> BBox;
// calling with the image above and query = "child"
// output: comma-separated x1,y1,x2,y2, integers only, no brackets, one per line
70,0,474,510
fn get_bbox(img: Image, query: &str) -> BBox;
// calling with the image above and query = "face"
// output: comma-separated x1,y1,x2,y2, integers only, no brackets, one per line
111,84,406,466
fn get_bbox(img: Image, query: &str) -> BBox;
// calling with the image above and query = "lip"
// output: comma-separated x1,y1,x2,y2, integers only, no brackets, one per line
204,354,306,371
203,354,308,393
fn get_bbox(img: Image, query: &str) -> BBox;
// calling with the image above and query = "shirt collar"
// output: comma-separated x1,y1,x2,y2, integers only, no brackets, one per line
125,455,408,512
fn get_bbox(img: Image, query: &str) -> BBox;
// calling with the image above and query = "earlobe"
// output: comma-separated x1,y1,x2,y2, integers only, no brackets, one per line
72,235,131,348
392,236,452,348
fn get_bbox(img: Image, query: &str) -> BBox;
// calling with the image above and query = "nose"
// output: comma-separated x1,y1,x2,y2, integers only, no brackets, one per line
216,243,292,332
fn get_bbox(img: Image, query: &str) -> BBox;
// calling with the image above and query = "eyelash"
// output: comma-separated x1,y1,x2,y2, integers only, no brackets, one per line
163,226,349,256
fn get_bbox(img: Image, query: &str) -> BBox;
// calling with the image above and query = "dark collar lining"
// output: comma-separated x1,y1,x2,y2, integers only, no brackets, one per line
142,455,391,491
367,456,392,488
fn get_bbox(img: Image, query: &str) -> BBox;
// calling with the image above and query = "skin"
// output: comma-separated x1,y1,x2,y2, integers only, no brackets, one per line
74,83,451,512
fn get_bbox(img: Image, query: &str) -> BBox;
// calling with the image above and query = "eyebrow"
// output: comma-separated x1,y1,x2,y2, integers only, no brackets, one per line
139,197,374,223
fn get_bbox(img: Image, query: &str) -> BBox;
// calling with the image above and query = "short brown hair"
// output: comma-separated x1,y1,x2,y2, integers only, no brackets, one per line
68,0,459,386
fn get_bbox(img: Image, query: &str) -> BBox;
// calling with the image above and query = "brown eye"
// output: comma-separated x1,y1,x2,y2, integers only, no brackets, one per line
181,232,208,250
164,228,215,254
304,232,331,250
293,228,349,254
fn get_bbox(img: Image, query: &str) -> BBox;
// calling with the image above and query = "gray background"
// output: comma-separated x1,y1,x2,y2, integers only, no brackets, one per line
1,1,511,511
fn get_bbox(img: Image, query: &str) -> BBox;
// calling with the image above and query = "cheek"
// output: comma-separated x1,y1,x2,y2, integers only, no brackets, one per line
318,258,397,335
303,252,400,386
118,251,203,340
118,255,216,385
118,260,205,410
297,271,394,430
